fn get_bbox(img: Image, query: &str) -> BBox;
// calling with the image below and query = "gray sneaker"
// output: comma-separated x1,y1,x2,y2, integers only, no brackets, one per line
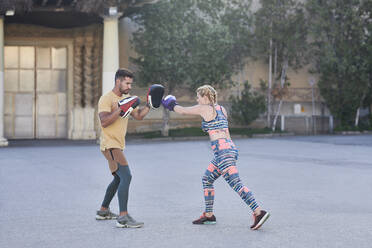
96,209,118,220
116,214,144,228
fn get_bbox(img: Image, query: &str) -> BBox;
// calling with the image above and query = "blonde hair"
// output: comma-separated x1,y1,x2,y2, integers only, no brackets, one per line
196,85,217,104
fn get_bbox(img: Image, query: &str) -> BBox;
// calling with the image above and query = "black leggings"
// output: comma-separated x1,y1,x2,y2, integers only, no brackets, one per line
101,164,132,212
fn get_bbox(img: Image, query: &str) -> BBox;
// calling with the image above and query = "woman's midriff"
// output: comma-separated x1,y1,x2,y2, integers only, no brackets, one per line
208,129,231,141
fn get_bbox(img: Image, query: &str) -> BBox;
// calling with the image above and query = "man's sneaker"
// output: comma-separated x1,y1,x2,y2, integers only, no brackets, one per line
116,214,144,228
192,213,216,225
250,210,270,230
96,209,118,220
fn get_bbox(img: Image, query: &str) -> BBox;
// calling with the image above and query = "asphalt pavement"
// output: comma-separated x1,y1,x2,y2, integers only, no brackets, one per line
1,135,371,248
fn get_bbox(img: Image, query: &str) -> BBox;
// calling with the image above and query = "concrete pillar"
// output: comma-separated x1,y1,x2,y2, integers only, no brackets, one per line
0,16,9,146
102,15,120,95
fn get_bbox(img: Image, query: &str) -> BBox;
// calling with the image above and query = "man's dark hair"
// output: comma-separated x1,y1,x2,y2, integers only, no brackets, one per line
115,68,134,82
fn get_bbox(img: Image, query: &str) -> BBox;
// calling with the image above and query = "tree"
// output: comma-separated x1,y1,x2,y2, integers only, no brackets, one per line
306,0,372,128
197,0,254,76
254,0,308,130
130,0,254,135
230,81,266,126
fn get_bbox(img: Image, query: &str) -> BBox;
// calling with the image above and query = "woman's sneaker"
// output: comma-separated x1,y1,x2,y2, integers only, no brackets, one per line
116,214,144,228
250,210,270,230
192,213,216,225
96,209,118,220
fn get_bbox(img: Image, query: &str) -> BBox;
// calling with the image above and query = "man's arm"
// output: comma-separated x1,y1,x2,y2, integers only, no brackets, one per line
130,105,150,120
99,108,121,128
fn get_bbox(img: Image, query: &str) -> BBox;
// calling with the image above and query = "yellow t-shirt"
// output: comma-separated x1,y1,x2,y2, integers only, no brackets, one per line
98,91,132,151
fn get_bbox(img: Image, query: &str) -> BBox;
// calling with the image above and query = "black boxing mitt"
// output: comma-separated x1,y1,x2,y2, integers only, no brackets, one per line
147,84,165,108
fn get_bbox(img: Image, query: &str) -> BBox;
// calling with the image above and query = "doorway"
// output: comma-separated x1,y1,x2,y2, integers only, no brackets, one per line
4,45,67,139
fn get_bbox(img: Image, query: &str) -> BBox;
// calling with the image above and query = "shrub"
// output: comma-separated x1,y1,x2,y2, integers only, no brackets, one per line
229,81,266,126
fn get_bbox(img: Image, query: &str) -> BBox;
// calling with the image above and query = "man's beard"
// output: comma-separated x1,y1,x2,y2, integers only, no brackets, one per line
120,88,130,95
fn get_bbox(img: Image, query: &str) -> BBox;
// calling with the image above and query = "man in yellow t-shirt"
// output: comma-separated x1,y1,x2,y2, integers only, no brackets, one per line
96,68,150,228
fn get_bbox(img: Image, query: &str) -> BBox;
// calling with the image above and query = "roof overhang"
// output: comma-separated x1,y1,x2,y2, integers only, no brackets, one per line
5,11,102,29
1,0,157,29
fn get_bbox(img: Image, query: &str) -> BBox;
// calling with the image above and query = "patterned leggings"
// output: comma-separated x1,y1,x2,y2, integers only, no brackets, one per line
202,138,259,213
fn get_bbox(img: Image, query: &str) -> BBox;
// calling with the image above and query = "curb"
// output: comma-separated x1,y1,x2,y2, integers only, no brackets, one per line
126,132,295,143
334,131,372,135
251,132,295,138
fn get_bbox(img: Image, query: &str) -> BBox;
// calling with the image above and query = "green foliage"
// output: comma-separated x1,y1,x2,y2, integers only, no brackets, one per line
130,0,196,92
130,0,253,92
306,0,372,126
186,23,235,89
334,113,372,131
200,0,255,71
254,0,308,72
253,0,308,129
229,82,266,125
129,0,255,136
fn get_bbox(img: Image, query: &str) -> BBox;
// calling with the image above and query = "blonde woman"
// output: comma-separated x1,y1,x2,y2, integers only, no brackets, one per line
162,85,269,230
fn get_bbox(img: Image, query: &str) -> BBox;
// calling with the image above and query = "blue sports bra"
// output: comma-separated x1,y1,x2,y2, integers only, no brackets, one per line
201,105,229,133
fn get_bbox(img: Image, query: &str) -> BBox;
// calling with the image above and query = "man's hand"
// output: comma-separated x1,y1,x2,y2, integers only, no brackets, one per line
118,96,140,118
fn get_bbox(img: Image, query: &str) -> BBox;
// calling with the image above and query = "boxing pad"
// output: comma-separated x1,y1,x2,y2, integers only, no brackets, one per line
162,95,178,111
118,96,140,118
147,84,165,108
